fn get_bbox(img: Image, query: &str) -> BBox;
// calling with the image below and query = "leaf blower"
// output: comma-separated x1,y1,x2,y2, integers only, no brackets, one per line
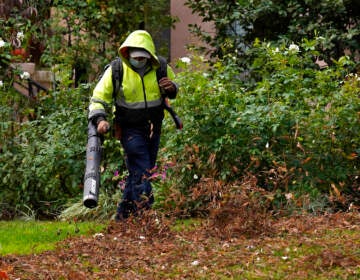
83,121,102,208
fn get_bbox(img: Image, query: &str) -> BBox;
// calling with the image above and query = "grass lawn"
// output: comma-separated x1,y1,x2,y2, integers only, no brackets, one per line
0,220,106,256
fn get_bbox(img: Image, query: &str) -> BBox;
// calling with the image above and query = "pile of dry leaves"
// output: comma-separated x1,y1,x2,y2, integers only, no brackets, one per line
1,203,359,279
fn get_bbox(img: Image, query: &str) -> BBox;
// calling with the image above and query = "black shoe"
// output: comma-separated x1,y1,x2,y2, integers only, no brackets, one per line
115,212,124,222
115,200,136,221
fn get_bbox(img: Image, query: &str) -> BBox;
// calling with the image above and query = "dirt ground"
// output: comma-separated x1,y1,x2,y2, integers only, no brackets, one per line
1,210,360,280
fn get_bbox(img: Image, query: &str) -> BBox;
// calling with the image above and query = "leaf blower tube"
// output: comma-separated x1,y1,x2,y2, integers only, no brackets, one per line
163,98,183,130
83,121,102,208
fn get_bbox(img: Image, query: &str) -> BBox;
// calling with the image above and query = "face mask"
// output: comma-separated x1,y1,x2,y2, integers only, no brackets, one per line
129,57,147,69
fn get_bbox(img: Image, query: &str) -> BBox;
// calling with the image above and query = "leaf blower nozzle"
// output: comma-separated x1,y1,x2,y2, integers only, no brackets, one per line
83,121,102,208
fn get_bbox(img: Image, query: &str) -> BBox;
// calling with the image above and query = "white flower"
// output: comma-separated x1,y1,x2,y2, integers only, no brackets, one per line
191,260,199,266
20,71,30,80
0,38,5,48
17,32,25,41
288,43,299,53
139,235,146,240
180,57,191,64
193,174,199,180
265,142,269,149
93,232,104,238
0,80,3,87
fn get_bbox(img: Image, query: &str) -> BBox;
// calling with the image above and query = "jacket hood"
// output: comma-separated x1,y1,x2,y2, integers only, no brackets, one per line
119,30,159,66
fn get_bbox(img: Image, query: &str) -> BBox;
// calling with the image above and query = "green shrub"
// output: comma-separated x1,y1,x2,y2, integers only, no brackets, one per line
161,38,359,214
0,79,127,219
0,85,87,218
1,37,359,219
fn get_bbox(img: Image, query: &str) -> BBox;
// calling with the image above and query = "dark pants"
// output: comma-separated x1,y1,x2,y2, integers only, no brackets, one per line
116,125,160,220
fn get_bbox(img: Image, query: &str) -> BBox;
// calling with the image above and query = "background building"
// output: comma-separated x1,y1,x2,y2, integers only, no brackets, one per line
170,0,214,62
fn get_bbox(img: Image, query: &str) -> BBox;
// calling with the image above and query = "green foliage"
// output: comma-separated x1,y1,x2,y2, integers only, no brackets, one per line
0,80,128,219
161,39,359,214
185,0,360,68
245,40,359,194
0,85,88,218
42,0,174,83
58,191,120,221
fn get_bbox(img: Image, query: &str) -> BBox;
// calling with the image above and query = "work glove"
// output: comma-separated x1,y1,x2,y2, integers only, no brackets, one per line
159,77,176,95
97,120,110,134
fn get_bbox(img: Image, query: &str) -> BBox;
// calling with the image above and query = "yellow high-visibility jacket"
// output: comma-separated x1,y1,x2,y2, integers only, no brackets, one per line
88,30,176,127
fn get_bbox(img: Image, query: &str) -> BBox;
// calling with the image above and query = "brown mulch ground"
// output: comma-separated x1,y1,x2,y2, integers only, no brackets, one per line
1,210,360,280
